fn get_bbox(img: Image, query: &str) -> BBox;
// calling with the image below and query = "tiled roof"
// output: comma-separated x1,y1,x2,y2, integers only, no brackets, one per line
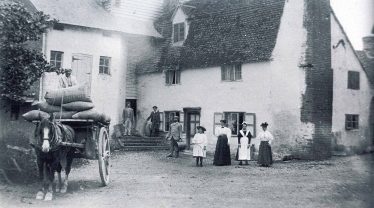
29,0,161,37
137,0,286,73
356,50,374,84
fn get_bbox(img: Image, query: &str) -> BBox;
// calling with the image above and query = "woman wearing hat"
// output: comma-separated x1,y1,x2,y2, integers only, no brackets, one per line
237,121,253,165
257,122,274,167
213,119,232,166
192,126,208,167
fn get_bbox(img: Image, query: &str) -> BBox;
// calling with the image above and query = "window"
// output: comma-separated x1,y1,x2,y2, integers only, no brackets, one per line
164,111,180,131
114,0,121,7
165,70,181,85
50,51,63,69
53,23,64,31
348,71,360,90
345,114,359,130
214,112,256,136
173,23,185,43
221,64,242,81
99,56,111,75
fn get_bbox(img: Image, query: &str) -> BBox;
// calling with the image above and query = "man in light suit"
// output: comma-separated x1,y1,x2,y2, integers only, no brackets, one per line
166,116,182,158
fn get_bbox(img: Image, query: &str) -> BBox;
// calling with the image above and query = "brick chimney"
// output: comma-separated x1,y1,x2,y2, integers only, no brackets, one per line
363,26,374,58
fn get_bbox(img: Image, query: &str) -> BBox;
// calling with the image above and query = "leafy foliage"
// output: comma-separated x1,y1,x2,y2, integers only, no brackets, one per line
0,2,57,102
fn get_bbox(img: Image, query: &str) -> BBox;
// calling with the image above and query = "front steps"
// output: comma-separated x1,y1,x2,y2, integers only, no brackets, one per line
117,135,169,151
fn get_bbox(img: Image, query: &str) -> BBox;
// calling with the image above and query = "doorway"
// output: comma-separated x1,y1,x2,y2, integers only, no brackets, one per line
184,108,201,149
370,98,374,145
125,99,137,120
71,54,93,93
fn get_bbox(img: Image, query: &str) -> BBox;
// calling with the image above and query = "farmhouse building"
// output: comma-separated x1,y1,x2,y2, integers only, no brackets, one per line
1,0,373,160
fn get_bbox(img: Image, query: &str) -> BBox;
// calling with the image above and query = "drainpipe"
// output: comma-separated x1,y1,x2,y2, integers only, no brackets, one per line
39,32,47,101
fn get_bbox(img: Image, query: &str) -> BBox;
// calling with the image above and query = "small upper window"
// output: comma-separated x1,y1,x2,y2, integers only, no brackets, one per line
50,51,63,69
165,70,181,85
173,23,185,43
53,23,64,31
99,56,111,75
114,0,121,7
221,64,242,81
345,114,359,130
348,71,360,90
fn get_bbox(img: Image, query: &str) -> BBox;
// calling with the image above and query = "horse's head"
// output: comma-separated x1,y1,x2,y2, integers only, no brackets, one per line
37,117,54,153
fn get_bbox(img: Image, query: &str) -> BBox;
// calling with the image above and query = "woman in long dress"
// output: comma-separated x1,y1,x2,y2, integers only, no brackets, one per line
257,122,274,167
192,126,208,167
213,120,232,166
237,122,252,165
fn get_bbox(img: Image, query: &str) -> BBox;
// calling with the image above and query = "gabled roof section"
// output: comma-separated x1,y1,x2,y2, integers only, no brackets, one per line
138,0,286,73
331,9,374,84
29,0,161,37
356,50,374,84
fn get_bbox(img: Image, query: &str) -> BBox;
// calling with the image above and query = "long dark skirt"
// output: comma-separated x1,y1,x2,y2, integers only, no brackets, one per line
213,135,231,166
258,141,273,166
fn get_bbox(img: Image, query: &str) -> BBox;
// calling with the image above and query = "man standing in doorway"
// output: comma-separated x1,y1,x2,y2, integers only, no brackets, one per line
166,116,183,158
147,106,161,137
122,103,135,136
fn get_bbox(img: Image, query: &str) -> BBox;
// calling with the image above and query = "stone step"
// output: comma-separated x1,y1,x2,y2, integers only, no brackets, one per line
123,146,169,151
121,138,165,143
122,142,167,146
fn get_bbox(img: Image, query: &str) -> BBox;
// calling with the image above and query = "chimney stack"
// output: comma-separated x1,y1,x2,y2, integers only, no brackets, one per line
363,26,374,58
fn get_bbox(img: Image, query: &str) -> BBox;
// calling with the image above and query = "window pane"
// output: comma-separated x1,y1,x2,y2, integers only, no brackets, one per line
348,71,360,90
100,57,104,65
173,24,178,42
179,23,185,41
235,64,242,80
99,66,103,74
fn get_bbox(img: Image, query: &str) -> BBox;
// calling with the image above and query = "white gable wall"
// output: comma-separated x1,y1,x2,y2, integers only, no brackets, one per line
137,0,314,158
41,26,128,127
331,14,374,153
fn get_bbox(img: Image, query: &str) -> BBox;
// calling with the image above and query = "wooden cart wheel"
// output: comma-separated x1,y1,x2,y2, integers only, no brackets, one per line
98,127,110,186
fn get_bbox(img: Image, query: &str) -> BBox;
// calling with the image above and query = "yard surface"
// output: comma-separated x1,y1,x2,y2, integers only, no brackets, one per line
0,151,373,208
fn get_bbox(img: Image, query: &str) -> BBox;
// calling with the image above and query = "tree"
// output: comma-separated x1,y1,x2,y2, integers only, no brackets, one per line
0,2,57,102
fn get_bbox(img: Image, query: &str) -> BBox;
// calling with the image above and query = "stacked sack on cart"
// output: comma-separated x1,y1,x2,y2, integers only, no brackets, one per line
22,85,111,124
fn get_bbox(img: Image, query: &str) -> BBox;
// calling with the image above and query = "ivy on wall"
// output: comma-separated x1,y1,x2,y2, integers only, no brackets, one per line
0,2,57,102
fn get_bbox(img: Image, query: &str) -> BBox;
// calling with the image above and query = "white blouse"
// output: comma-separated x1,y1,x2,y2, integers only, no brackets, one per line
215,126,232,143
258,130,274,144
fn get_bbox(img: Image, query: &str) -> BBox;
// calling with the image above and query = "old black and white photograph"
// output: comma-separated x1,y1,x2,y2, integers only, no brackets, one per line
0,0,373,207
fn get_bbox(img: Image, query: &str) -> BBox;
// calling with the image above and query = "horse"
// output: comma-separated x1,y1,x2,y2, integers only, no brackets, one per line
32,117,75,201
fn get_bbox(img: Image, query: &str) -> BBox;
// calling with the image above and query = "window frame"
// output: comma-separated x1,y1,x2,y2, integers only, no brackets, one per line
345,114,359,130
164,111,180,132
165,69,181,85
347,71,360,90
215,112,256,137
99,56,111,75
50,51,64,69
221,64,242,81
173,22,185,43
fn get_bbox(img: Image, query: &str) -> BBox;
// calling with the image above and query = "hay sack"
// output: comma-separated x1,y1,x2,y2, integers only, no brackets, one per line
62,101,94,111
45,85,91,105
35,101,62,113
22,110,50,121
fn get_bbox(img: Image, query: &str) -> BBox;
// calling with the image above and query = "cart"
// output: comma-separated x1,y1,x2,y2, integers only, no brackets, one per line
33,119,111,186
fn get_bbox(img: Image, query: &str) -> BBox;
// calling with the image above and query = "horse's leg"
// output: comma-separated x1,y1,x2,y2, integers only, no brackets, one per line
55,164,62,193
35,157,45,200
44,164,54,201
60,152,73,193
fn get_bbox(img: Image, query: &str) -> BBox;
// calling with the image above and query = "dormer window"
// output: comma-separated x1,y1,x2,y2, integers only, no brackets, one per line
173,22,185,43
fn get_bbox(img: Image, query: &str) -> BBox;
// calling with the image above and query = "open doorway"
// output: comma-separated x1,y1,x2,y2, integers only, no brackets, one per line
370,98,374,145
125,99,137,121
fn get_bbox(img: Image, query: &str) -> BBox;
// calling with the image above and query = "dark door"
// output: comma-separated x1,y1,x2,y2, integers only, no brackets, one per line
185,111,200,149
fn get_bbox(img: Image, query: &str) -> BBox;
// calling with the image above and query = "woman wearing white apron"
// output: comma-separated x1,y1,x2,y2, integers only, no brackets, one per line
237,122,253,165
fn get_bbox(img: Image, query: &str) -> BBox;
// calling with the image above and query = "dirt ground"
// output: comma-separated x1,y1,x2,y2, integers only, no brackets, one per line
0,150,373,208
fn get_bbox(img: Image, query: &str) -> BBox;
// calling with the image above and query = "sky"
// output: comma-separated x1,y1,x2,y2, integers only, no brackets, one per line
331,0,374,50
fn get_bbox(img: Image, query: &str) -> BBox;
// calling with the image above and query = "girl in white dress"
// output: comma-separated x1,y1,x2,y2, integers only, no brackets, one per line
192,126,208,167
